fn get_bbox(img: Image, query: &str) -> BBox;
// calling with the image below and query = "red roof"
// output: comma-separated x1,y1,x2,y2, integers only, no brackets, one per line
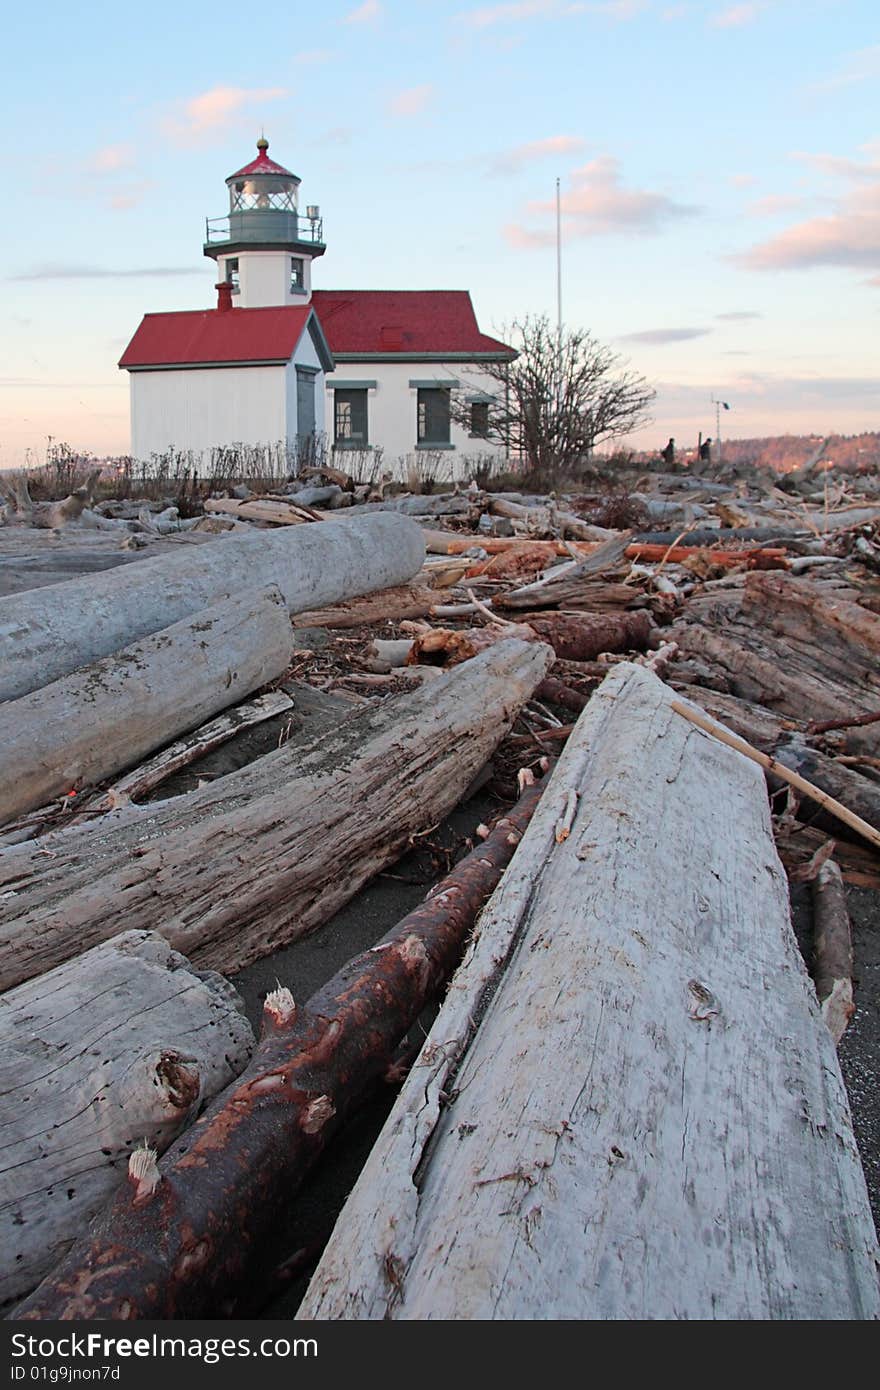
119,304,319,369
311,290,512,357
228,139,296,181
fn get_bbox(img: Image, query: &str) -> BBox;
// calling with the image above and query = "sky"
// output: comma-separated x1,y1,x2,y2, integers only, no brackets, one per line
1,0,878,466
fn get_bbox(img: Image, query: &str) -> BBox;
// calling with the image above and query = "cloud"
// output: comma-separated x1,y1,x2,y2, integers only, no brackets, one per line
748,193,806,216
792,148,880,182
619,327,712,344
737,179,880,278
164,86,288,139
9,265,201,281
716,311,762,320
461,1,584,28
491,134,587,173
386,84,434,118
711,3,762,28
88,144,136,174
729,172,757,188
506,155,698,244
109,182,155,211
460,0,642,23
809,44,880,93
342,0,382,22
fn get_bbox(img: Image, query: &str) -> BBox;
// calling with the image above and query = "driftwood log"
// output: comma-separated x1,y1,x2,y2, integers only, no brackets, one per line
293,584,436,629
0,931,254,1309
810,860,856,1044
299,664,879,1320
0,512,425,702
0,586,294,826
13,784,546,1320
0,638,553,991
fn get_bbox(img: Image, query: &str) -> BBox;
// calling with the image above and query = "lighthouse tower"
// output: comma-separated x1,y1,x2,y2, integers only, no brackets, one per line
203,138,326,308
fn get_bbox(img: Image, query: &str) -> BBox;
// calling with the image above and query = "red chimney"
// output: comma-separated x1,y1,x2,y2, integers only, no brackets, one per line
216,281,233,312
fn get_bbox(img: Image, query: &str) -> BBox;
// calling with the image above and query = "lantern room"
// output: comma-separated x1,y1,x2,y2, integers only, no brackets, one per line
203,138,326,309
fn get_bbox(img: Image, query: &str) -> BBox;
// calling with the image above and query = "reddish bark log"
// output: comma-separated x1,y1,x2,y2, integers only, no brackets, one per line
534,677,591,713
520,610,655,662
14,782,546,1322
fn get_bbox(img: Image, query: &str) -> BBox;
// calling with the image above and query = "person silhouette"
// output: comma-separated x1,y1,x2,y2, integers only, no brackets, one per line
660,437,675,467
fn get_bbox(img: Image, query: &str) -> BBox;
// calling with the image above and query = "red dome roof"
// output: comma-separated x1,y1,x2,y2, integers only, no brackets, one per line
228,138,297,181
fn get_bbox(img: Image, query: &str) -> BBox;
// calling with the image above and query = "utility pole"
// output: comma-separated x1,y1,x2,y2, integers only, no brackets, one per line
710,395,730,463
555,177,563,414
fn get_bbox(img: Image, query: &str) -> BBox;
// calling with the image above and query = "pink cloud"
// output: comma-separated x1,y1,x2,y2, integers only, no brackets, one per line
386,85,434,118
462,1,586,28
164,86,288,139
738,180,880,276
88,144,135,174
748,193,806,216
342,1,382,22
712,3,762,28
503,223,557,248
521,155,697,236
492,134,587,172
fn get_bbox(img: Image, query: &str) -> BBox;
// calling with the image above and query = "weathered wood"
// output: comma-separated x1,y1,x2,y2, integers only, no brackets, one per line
770,738,880,842
292,583,436,629
202,497,321,525
0,638,553,991
0,931,254,1309
12,785,545,1320
671,702,880,853
85,690,295,811
299,664,880,1320
810,860,855,1045
0,512,425,703
0,586,294,826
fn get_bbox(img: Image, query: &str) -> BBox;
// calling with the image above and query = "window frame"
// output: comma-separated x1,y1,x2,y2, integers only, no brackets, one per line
417,386,452,446
225,257,240,293
290,256,305,293
334,387,369,447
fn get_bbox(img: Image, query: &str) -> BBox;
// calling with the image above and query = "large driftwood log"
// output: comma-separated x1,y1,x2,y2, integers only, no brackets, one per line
0,586,294,826
299,664,879,1320
0,639,553,991
770,737,880,841
13,785,545,1320
0,513,425,703
810,860,855,1045
0,931,254,1309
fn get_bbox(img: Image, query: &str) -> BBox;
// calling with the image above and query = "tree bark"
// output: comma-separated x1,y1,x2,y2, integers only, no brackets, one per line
770,737,880,842
519,609,655,662
0,638,553,992
12,784,546,1321
0,586,294,827
0,931,254,1310
298,664,879,1321
0,513,425,703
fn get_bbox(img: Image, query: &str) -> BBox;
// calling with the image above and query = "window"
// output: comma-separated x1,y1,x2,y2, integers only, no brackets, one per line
290,257,305,293
470,401,490,438
417,388,451,445
225,258,239,293
334,389,368,446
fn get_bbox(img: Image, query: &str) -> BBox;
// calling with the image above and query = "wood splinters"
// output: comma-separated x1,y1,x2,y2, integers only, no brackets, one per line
264,986,297,1028
128,1143,161,1202
555,789,579,843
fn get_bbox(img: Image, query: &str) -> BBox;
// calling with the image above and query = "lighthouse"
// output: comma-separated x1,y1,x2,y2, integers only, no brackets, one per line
203,138,326,308
120,138,513,473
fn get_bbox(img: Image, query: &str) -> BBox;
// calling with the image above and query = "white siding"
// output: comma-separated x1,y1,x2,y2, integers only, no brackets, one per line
324,360,506,480
216,251,313,308
130,365,287,463
285,328,326,438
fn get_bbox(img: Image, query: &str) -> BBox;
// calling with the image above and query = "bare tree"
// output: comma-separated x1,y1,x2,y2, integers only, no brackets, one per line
453,316,655,485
